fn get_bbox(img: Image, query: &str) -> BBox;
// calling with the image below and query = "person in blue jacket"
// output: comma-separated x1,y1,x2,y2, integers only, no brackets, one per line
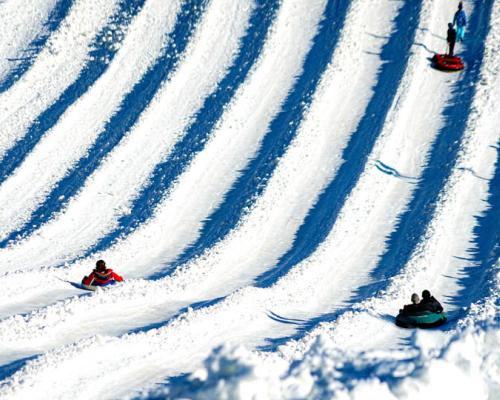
453,2,467,42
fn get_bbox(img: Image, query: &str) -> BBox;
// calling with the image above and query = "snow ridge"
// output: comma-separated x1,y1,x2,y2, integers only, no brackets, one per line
0,0,121,159
0,0,498,398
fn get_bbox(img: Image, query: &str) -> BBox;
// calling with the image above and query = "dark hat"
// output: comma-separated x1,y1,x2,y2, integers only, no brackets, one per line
422,290,431,299
96,259,107,272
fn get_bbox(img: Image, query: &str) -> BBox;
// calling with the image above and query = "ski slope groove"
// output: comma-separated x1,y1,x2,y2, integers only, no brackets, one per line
0,0,498,399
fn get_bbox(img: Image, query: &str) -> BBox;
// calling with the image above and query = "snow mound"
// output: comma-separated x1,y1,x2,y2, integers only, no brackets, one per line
145,316,499,400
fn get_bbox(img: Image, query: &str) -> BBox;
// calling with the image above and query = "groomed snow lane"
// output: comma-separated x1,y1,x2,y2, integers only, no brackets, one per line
0,0,121,160
0,0,398,364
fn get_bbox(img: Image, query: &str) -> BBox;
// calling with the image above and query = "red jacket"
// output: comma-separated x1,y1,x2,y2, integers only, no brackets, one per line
82,268,123,287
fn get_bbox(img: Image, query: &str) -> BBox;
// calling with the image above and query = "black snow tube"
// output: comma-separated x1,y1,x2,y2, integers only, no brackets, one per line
395,311,447,328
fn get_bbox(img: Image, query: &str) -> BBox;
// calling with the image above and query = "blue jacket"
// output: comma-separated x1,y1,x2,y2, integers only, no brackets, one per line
454,10,467,27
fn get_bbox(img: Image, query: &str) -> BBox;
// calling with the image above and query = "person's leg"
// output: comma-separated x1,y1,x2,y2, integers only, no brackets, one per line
449,41,455,56
458,26,465,42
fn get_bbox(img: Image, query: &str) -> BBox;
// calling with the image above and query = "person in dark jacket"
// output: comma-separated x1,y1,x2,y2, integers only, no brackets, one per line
419,290,444,313
447,23,457,56
82,259,123,289
453,2,467,42
400,293,421,315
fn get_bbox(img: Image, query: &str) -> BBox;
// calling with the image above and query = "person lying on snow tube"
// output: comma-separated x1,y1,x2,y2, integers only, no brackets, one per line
396,290,446,328
82,259,123,291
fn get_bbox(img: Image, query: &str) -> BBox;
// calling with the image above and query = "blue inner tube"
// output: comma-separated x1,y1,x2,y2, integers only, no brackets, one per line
395,311,447,328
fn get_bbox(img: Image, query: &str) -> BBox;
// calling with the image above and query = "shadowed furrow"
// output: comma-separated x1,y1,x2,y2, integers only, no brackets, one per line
84,0,280,258
351,0,494,304
0,0,73,93
257,0,423,287
156,0,351,277
0,0,197,248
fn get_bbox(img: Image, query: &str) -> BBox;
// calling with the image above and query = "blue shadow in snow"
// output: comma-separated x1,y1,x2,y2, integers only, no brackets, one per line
0,0,145,187
375,160,418,182
127,296,224,335
347,0,494,307
448,142,500,312
265,0,498,350
149,0,352,279
0,0,73,94
267,310,307,326
456,166,489,181
0,0,203,248
259,0,494,351
256,0,423,288
259,309,340,351
84,0,280,259
0,355,38,382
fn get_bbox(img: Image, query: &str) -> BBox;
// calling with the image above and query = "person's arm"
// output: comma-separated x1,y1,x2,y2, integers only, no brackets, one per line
82,273,95,286
111,271,124,282
453,12,458,26
429,297,443,312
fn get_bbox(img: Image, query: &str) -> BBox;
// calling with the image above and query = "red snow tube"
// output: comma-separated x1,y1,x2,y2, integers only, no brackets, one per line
432,54,464,71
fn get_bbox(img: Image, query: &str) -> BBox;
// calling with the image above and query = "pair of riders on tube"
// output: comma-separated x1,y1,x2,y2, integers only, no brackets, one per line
400,290,443,315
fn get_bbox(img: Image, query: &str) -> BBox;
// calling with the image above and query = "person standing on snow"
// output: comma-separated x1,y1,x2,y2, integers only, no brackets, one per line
447,23,457,56
453,2,467,42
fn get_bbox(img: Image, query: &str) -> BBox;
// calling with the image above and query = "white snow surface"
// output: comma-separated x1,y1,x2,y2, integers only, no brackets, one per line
0,0,396,365
0,0,328,316
0,0,121,159
0,0,253,271
0,0,183,245
143,298,499,400
0,0,59,84
0,0,498,399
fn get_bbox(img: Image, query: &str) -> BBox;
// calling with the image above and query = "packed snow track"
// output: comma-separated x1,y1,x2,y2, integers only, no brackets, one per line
0,0,498,399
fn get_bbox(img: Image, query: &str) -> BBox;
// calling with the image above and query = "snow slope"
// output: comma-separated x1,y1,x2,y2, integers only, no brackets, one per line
0,0,63,90
0,0,498,398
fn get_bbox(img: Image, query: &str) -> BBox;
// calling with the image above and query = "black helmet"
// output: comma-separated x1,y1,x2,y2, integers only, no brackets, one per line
448,22,453,28
96,259,107,272
422,290,431,299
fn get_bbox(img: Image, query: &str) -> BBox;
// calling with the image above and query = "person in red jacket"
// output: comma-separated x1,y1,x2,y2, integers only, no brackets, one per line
82,260,123,290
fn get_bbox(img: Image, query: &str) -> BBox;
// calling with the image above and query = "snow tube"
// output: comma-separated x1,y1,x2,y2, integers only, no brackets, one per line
432,54,464,71
395,311,447,328
81,280,118,291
